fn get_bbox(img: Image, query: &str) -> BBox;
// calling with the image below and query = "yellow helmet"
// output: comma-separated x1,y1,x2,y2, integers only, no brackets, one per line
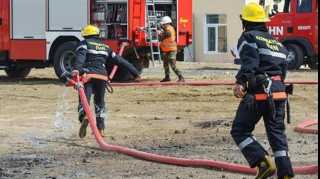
240,2,270,22
82,25,100,37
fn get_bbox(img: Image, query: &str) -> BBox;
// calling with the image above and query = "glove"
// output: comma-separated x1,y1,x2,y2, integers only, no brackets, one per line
242,94,257,111
81,68,90,75
256,75,269,87
135,75,142,82
247,75,268,90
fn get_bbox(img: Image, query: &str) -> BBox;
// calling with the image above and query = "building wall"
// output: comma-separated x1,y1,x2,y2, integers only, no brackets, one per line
191,0,246,63
189,0,277,63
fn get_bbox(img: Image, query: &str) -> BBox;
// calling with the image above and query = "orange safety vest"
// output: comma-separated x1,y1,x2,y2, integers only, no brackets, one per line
160,26,177,52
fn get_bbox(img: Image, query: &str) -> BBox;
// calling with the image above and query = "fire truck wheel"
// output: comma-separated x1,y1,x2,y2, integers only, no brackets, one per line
4,67,31,78
143,57,150,68
132,57,144,73
307,61,318,70
286,44,304,70
53,42,77,83
105,64,132,82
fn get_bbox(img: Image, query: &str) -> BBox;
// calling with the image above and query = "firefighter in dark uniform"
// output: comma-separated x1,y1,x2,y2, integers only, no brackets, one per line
230,3,294,179
72,25,142,138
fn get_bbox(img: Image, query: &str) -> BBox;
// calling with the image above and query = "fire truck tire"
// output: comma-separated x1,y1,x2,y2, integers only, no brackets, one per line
53,42,77,82
143,57,150,68
132,57,144,73
105,64,132,82
307,61,318,70
4,67,31,78
286,44,304,70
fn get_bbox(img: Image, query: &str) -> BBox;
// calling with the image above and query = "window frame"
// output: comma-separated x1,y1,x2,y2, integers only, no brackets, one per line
203,14,228,54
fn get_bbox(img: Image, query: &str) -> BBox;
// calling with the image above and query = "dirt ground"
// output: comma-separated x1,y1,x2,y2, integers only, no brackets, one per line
0,62,318,179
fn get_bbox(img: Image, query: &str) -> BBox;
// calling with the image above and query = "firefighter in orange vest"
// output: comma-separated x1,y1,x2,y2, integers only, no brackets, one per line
157,16,185,82
72,25,142,138
230,3,294,179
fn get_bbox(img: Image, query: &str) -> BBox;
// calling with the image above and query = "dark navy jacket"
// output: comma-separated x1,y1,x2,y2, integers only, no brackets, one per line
236,25,289,94
72,37,140,78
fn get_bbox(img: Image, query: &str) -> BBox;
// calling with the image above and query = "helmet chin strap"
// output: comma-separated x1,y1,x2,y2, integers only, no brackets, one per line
242,20,247,31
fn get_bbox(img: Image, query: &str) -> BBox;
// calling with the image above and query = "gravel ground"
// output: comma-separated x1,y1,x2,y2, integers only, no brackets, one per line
0,62,318,179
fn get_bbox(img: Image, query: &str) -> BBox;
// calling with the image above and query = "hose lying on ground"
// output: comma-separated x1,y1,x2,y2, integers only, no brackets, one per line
109,80,318,86
70,77,318,176
296,118,318,134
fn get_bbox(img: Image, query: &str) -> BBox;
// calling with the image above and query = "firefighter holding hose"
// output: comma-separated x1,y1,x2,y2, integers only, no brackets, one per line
230,2,294,179
72,25,141,138
157,16,185,82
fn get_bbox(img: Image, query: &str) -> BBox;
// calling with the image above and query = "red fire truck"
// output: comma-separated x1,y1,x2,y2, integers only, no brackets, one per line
260,0,318,70
0,0,193,81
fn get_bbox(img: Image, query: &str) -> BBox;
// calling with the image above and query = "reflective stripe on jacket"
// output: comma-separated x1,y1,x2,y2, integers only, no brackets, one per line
72,37,140,78
160,26,177,52
235,25,289,94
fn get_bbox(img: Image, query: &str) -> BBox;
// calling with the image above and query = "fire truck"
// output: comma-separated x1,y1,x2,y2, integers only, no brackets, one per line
0,0,193,81
260,0,318,70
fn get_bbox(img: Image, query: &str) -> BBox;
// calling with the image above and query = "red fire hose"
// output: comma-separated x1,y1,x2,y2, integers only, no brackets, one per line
66,76,318,176
109,81,318,86
296,118,318,134
108,41,129,80
70,40,318,175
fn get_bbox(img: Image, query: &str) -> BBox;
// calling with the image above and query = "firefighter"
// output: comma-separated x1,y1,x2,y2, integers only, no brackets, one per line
157,16,185,82
72,25,142,138
230,2,294,179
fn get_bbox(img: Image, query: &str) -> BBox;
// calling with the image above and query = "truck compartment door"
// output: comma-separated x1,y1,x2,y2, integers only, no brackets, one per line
48,0,88,31
176,0,193,45
12,0,45,39
294,0,314,39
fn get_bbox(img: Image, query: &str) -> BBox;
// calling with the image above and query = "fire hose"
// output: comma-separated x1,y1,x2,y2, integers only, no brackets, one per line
65,75,318,176
66,40,318,175
108,41,129,81
109,80,318,86
296,118,318,134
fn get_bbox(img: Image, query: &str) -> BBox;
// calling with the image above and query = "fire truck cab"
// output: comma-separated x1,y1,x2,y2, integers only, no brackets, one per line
0,0,193,81
261,0,318,70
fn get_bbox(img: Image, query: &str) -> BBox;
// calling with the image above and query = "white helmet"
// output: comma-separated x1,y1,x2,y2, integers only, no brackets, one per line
160,16,172,25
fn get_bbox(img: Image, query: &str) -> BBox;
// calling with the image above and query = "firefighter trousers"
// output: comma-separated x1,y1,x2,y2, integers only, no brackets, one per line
230,99,294,177
77,78,107,131
161,51,182,76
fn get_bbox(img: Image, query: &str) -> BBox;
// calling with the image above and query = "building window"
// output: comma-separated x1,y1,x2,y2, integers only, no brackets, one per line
204,14,227,54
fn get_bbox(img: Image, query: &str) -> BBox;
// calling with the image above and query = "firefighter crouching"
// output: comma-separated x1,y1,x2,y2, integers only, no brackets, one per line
230,2,294,179
72,25,141,138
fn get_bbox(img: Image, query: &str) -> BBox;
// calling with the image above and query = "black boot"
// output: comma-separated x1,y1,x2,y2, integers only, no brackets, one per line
177,75,185,82
160,75,171,82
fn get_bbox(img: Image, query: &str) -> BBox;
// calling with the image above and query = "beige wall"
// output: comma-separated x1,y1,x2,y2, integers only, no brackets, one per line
192,0,246,63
